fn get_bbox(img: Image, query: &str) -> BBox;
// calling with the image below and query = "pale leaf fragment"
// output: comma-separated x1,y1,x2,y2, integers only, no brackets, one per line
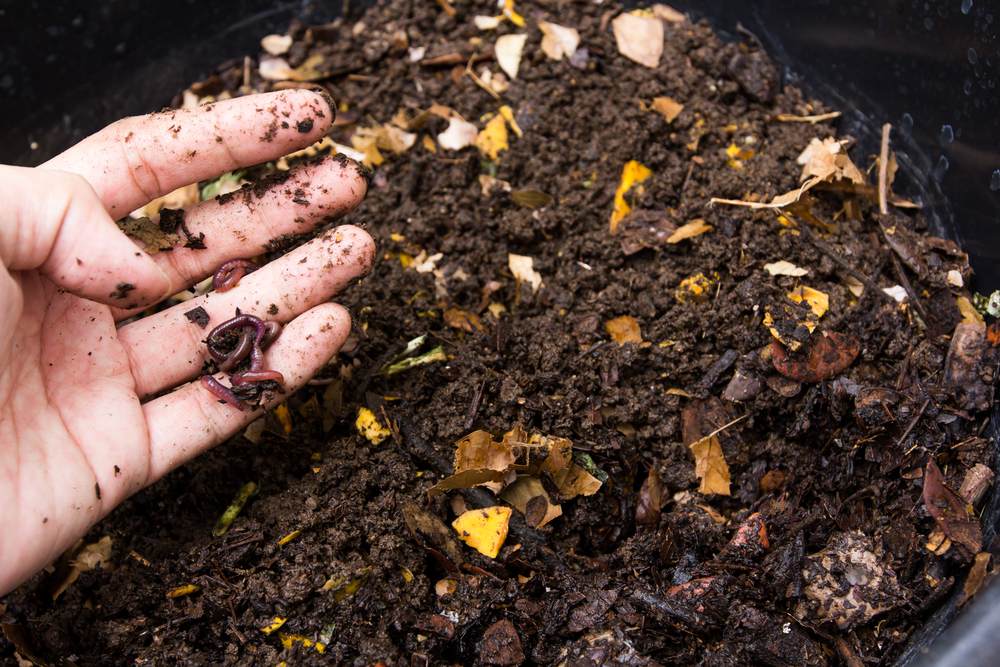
666,218,711,243
651,96,684,122
474,15,502,30
437,117,479,150
71,536,115,571
538,20,580,60
261,34,293,56
480,174,512,196
259,57,299,81
652,4,687,23
764,261,808,277
496,33,528,79
380,125,417,154
690,434,731,496
349,132,384,167
611,13,664,69
509,254,542,292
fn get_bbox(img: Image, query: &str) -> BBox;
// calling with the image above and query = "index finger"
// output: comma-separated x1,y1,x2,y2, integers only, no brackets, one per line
42,89,335,217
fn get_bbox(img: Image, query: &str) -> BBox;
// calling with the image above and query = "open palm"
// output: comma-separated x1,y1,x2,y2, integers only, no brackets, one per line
0,90,375,595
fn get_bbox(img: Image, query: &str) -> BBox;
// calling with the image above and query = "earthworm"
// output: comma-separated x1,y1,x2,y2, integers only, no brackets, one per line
231,369,285,385
201,375,245,411
260,321,282,349
207,320,282,372
216,329,254,372
212,258,260,292
208,314,268,346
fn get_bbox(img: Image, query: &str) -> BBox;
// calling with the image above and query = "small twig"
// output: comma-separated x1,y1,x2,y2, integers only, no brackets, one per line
878,123,891,215
889,253,933,331
681,162,696,191
464,376,489,431
834,635,865,667
774,111,842,124
902,398,932,455
434,0,456,17
801,226,893,302
464,54,501,101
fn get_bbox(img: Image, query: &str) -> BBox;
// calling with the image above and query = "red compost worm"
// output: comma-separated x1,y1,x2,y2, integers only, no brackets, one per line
212,258,260,292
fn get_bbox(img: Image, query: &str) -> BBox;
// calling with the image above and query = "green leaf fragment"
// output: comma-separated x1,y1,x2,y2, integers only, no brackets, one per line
212,481,259,537
382,346,447,377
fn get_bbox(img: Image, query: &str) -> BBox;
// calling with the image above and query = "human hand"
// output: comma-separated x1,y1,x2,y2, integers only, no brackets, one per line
0,90,375,595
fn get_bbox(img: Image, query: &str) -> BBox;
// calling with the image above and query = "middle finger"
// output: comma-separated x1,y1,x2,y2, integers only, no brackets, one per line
117,224,375,400
112,153,370,321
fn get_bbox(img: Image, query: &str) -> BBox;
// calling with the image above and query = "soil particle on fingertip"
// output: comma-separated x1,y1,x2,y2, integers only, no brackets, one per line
295,118,314,133
109,282,136,299
184,306,211,328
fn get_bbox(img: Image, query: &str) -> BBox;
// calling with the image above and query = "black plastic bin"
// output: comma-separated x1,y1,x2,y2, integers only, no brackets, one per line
1,2,998,665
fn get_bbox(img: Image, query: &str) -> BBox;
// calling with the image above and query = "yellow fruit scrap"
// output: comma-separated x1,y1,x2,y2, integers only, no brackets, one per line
356,407,391,444
278,530,301,546
725,142,755,169
452,506,512,558
675,272,719,304
476,114,509,160
786,286,829,319
501,0,526,26
260,617,287,635
166,584,202,599
273,403,293,435
279,633,326,653
499,105,523,137
610,160,653,232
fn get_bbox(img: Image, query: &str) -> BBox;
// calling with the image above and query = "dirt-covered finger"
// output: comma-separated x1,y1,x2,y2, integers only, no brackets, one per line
0,166,172,309
109,154,369,322
42,89,335,217
117,224,374,399
141,303,352,483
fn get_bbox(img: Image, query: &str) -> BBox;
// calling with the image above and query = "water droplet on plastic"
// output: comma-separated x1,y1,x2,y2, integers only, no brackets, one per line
991,170,1000,191
924,17,935,29
901,113,914,133
963,0,973,14
965,80,973,94
934,156,949,181
969,48,979,64
940,125,954,146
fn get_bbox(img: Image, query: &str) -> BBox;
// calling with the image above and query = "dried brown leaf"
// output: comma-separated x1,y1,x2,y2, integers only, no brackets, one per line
511,189,554,208
651,96,684,122
606,315,642,346
690,434,731,496
666,218,711,243
924,458,983,562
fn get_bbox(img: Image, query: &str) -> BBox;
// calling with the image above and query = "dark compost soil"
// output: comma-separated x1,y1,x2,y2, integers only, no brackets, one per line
3,1,999,666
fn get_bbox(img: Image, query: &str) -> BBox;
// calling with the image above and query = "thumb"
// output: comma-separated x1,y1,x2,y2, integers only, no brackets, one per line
0,165,172,309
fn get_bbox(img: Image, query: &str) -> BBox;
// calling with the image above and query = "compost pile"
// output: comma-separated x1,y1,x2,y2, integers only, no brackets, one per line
3,1,999,665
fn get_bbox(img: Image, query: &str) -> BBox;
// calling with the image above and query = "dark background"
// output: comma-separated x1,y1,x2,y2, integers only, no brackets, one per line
1,0,998,288
1,3,998,663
